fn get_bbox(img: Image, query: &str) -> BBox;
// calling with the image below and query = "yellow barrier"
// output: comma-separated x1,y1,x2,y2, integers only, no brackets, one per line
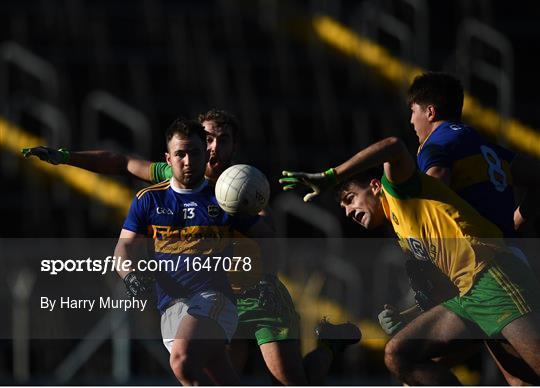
312,15,540,158
0,118,132,215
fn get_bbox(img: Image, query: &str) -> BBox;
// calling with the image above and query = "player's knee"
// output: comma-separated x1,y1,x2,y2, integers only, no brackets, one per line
170,351,196,384
384,337,409,377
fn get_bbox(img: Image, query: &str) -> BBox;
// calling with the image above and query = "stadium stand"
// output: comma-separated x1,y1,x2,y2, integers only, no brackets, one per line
1,0,540,384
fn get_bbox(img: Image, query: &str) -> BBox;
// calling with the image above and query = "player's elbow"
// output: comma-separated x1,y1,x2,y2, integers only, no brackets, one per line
126,158,152,182
380,137,409,166
384,136,407,153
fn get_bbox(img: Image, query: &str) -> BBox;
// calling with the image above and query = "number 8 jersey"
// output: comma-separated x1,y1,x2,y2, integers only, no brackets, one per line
417,121,516,237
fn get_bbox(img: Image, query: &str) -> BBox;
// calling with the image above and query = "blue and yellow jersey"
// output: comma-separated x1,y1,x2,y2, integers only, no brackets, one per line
123,179,257,313
417,121,516,237
381,171,508,296
149,162,266,291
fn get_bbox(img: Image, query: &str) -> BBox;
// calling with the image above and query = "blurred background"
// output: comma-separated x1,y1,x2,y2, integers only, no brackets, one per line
1,0,540,385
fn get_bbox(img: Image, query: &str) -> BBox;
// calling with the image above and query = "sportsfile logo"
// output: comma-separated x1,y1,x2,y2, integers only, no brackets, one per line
156,207,173,215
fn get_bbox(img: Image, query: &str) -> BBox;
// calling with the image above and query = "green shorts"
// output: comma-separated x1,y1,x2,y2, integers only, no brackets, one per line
235,276,300,346
443,257,540,337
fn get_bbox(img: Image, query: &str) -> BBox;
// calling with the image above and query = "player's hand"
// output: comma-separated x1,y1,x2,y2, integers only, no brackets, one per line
514,207,526,230
279,168,338,202
123,271,154,298
377,304,403,335
21,146,70,165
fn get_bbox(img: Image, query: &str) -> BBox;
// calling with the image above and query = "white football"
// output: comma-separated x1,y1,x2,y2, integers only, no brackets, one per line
215,164,270,216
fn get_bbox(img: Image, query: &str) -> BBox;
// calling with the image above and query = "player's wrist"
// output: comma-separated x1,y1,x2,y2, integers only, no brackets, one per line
518,191,537,221
324,168,338,185
58,148,71,164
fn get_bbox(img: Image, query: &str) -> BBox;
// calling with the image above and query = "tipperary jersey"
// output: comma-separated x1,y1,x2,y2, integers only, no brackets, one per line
123,179,257,313
381,171,508,296
149,161,266,292
417,121,516,237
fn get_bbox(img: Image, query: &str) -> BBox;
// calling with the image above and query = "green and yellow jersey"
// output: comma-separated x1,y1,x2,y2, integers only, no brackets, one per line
381,171,508,296
150,162,172,184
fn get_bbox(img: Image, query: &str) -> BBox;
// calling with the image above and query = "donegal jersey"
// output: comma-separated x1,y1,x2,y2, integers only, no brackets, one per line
149,162,265,292
381,171,508,296
123,179,257,313
417,121,516,237
150,162,173,183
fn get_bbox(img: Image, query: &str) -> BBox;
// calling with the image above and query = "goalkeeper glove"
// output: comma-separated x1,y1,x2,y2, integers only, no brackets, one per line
241,276,282,315
377,304,403,335
257,278,281,316
123,271,154,298
21,146,70,165
279,168,338,202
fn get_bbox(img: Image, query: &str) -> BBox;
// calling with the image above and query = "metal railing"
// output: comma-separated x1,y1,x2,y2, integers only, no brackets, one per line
456,19,514,141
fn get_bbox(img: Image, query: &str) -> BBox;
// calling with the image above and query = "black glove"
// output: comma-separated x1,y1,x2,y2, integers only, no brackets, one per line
21,146,70,165
405,259,458,311
405,259,435,311
257,278,282,315
242,276,282,315
123,272,154,298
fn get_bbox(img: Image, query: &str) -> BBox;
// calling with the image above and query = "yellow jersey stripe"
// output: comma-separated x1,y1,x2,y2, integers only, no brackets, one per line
492,266,531,314
489,267,529,314
451,155,512,193
136,180,170,198
136,181,170,199
490,266,528,313
488,268,523,313
152,225,233,256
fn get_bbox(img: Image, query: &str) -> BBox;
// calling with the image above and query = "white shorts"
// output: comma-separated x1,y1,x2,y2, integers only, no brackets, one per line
161,290,237,353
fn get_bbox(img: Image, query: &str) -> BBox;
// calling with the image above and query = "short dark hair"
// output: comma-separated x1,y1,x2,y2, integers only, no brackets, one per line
335,167,384,200
198,109,239,140
407,72,464,121
165,118,206,148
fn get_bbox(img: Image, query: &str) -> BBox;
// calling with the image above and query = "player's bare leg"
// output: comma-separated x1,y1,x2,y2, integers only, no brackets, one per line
203,346,240,386
303,347,333,384
259,340,309,385
501,313,540,378
430,340,481,367
170,314,239,385
227,338,250,374
384,304,480,385
485,340,539,385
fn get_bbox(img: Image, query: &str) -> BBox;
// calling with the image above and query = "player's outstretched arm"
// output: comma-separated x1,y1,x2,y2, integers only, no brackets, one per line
22,146,154,182
279,137,416,201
